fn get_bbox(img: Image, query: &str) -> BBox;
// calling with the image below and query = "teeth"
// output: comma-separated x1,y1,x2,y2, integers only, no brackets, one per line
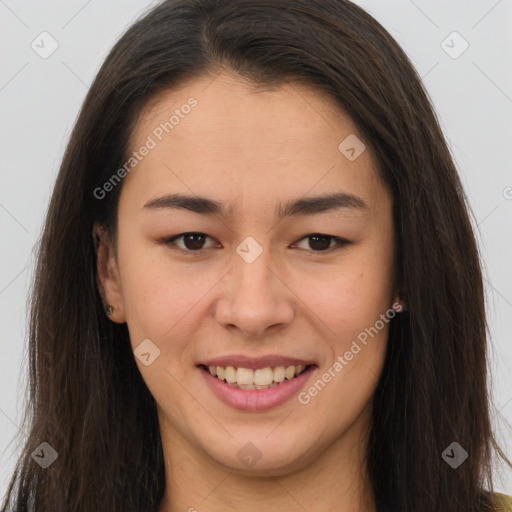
285,365,296,380
236,367,254,385
254,367,273,386
273,366,286,382
224,366,236,383
204,363,308,388
238,384,256,390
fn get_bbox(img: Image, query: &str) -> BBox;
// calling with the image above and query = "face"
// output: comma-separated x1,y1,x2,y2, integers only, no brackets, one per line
95,71,397,475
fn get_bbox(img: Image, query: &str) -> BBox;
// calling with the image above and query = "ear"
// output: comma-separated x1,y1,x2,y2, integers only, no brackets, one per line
392,293,407,313
93,223,126,323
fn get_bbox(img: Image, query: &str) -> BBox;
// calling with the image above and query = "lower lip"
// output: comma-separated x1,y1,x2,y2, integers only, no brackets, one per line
199,365,317,411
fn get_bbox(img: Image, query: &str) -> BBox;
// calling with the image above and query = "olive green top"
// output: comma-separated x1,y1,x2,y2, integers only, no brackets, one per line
494,493,512,511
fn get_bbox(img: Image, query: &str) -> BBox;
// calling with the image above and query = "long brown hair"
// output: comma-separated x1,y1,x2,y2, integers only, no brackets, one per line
2,1,510,510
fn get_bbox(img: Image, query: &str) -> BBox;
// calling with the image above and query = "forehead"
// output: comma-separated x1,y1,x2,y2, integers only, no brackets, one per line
122,72,388,215
136,72,356,149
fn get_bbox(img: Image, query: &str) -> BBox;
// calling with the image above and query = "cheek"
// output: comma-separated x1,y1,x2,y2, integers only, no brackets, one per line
116,242,192,343
298,259,393,427
295,248,394,343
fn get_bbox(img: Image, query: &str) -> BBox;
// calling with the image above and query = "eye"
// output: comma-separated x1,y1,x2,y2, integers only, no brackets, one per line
292,233,349,252
163,232,218,252
160,232,350,254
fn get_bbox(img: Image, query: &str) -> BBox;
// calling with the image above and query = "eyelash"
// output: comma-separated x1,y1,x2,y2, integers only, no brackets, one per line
160,232,350,255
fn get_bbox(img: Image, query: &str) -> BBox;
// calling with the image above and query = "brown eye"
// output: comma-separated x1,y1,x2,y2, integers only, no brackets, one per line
294,233,349,252
165,232,217,252
307,234,332,251
182,233,207,250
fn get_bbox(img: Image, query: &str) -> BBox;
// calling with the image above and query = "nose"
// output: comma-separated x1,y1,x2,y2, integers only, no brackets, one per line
215,246,296,339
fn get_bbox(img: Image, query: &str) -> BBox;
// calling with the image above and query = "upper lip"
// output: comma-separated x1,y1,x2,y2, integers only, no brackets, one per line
198,354,316,370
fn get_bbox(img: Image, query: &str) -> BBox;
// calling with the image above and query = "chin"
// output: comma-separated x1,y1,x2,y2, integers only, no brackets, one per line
202,432,313,475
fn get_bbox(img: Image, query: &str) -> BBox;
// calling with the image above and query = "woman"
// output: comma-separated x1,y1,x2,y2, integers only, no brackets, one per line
2,0,511,511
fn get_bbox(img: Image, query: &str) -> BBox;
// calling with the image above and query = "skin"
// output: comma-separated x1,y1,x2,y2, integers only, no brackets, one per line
95,71,401,512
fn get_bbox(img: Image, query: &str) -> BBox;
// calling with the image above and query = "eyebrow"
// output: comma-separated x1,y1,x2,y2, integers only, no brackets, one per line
143,191,368,218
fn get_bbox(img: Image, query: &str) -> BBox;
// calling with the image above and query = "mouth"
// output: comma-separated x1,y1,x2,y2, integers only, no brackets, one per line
198,363,314,390
198,362,318,411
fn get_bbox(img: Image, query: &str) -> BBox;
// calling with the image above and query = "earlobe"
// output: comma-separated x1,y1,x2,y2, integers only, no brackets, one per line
93,223,126,323
392,294,407,313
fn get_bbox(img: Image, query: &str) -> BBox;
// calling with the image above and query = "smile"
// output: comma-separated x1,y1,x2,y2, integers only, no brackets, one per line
198,363,317,411
200,363,310,389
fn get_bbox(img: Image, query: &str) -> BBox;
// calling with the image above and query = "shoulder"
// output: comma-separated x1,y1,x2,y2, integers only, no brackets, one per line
493,493,512,511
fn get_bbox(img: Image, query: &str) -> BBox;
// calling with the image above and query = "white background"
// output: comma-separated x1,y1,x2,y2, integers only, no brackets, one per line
1,0,511,498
